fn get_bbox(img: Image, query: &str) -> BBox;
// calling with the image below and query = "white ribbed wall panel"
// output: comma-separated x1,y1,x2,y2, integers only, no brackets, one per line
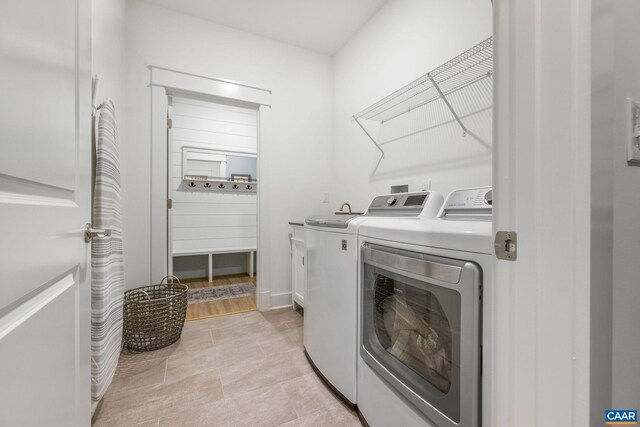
170,96,257,256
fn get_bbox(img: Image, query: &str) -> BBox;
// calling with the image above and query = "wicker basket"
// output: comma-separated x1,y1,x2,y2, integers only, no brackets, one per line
122,276,188,352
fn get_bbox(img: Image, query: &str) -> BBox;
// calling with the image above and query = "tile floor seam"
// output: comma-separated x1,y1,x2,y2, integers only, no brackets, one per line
220,367,306,400
277,382,301,426
255,339,267,356
163,357,168,383
289,394,307,420
220,379,230,399
290,408,326,426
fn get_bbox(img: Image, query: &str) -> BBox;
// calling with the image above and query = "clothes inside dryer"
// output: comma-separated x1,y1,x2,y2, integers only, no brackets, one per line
371,271,458,395
374,273,455,394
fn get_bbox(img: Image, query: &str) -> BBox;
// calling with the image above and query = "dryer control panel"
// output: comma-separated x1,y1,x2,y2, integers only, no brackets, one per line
367,191,436,216
441,187,492,219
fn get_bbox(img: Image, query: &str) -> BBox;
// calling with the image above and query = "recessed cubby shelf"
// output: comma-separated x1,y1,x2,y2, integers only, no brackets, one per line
180,147,257,193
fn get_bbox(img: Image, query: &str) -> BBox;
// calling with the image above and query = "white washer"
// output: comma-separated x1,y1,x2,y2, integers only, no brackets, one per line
357,187,493,427
303,191,444,406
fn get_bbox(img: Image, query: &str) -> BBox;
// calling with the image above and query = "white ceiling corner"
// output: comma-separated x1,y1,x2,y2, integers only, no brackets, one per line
138,0,389,55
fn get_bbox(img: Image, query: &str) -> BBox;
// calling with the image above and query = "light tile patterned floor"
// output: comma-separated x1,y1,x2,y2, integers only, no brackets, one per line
92,309,361,427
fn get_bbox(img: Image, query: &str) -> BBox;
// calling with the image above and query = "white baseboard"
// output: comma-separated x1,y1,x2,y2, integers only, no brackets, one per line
258,290,271,311
270,291,292,309
270,304,294,310
257,290,293,311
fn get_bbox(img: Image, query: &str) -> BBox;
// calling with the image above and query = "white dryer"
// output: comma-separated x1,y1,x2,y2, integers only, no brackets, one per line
357,187,493,427
303,191,444,407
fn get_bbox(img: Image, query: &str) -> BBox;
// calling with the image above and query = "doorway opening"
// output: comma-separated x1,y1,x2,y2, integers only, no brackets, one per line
166,95,259,320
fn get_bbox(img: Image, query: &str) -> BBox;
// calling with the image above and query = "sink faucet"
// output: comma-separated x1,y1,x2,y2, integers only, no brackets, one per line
339,202,352,214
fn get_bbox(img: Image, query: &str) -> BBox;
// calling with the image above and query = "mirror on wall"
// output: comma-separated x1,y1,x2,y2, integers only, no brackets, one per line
182,147,257,183
182,148,227,178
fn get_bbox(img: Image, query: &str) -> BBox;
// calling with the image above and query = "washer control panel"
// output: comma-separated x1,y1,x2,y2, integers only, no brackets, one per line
367,192,431,216
441,187,492,219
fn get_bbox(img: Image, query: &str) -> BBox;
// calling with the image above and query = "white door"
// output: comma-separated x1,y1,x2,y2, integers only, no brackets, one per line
492,0,591,425
0,1,92,426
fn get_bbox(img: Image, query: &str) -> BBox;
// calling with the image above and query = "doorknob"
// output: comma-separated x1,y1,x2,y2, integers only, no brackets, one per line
84,223,112,242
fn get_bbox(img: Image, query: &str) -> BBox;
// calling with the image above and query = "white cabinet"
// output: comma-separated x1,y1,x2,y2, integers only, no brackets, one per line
290,223,306,308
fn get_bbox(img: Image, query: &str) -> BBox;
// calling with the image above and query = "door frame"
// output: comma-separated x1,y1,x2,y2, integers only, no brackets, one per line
149,66,271,310
491,0,592,425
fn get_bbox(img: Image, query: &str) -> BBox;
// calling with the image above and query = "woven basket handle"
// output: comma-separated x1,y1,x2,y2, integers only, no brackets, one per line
160,275,181,285
126,288,151,301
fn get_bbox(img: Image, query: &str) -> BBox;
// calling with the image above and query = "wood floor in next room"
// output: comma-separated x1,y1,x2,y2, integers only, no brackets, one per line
92,308,361,427
184,273,258,321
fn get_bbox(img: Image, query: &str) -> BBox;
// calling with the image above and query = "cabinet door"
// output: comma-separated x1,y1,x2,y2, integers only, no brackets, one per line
292,239,306,306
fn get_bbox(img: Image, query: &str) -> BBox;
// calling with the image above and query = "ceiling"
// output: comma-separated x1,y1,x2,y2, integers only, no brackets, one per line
139,0,389,55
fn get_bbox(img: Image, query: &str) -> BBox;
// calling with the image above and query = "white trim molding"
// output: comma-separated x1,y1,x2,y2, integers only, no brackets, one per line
149,66,271,107
492,0,591,426
150,85,169,285
149,67,270,311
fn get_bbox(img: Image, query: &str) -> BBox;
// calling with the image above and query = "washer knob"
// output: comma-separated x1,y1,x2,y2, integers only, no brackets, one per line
387,196,397,206
484,190,493,205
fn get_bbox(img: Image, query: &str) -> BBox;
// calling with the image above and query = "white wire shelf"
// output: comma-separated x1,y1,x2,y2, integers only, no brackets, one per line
353,37,493,174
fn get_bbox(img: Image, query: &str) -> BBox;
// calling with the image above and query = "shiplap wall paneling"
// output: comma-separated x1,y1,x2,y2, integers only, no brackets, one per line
172,97,257,153
170,96,257,264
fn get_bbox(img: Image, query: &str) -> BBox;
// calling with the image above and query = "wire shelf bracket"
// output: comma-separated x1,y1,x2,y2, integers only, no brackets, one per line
426,72,469,136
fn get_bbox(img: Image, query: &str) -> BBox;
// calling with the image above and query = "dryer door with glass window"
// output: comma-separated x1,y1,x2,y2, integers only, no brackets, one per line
361,243,481,427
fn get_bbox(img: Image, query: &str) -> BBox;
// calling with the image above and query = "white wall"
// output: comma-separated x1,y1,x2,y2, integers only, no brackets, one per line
92,0,126,111
331,0,493,210
91,0,127,210
611,0,640,408
123,1,334,309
